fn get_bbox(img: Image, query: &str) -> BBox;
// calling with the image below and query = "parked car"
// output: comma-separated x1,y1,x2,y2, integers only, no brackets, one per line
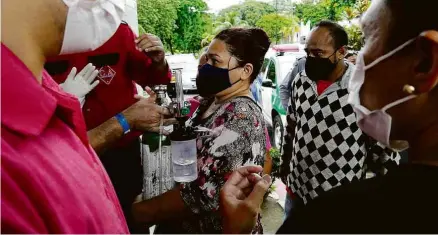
167,54,198,92
259,44,306,150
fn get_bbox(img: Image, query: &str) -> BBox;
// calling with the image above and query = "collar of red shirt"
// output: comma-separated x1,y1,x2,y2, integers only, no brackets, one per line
1,44,89,145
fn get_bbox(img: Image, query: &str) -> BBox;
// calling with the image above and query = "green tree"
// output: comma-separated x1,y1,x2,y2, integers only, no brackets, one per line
256,13,297,44
172,0,209,54
214,11,249,32
345,24,364,51
293,0,358,25
293,1,327,26
137,0,177,52
201,6,254,47
354,0,371,17
342,6,357,23
272,0,295,14
218,0,276,27
322,0,357,21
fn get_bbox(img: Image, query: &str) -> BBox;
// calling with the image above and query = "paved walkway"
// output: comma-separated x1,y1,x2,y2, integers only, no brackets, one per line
261,179,287,234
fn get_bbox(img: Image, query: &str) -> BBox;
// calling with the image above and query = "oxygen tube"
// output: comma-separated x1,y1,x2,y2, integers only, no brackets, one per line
158,109,164,193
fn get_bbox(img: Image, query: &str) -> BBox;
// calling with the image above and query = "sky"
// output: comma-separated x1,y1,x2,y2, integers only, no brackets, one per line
205,0,271,13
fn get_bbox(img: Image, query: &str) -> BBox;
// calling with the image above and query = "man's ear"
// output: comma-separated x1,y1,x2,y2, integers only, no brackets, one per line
241,63,254,81
337,46,347,60
412,30,438,94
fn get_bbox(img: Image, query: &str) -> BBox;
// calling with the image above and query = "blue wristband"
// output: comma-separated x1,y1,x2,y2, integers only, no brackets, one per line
115,113,131,134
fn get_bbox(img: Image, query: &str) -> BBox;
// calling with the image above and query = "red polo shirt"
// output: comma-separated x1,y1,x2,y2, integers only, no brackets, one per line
1,44,129,233
45,23,171,141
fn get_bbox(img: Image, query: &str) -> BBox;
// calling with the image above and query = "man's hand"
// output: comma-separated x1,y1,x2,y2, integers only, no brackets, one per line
220,166,271,234
135,33,165,64
123,87,177,133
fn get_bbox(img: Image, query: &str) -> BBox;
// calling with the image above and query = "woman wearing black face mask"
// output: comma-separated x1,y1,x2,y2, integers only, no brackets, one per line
132,28,271,234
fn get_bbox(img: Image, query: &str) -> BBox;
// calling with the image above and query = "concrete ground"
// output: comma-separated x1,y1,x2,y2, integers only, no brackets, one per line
261,197,284,234
261,179,286,234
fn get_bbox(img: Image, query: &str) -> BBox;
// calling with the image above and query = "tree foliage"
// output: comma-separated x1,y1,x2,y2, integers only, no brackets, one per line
269,148,282,181
138,0,177,44
172,0,209,53
354,0,371,17
201,0,274,47
345,24,364,51
272,0,295,14
291,0,370,50
256,14,297,44
138,0,210,54
293,1,327,26
342,7,356,23
137,0,369,53
215,11,249,32
293,0,358,25
218,0,276,27
200,11,250,48
320,0,357,21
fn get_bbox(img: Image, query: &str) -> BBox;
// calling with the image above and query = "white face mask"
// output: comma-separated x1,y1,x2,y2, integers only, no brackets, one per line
348,38,416,151
60,0,126,55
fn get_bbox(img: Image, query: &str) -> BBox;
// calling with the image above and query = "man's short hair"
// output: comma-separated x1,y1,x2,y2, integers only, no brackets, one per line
315,20,349,50
385,0,438,50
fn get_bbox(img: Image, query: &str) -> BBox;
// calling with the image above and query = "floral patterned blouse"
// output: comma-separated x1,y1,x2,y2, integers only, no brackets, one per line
179,96,267,234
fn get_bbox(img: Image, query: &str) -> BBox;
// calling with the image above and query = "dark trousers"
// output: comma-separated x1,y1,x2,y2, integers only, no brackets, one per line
99,138,143,233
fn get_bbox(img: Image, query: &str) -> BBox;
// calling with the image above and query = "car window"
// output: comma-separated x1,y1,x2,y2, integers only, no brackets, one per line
267,59,276,83
261,58,269,73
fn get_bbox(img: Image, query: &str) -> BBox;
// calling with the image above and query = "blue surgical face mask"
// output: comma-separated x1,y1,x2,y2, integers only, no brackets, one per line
196,59,241,97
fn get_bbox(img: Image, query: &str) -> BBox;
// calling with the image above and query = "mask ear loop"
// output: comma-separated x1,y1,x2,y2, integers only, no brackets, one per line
227,56,244,85
362,38,417,113
364,38,416,70
381,94,417,112
227,56,241,71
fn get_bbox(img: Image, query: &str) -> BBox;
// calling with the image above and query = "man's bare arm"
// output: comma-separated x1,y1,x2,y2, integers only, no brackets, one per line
132,188,189,225
87,94,175,155
88,117,124,154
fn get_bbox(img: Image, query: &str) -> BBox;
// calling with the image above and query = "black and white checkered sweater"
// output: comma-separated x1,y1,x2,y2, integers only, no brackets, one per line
287,63,400,204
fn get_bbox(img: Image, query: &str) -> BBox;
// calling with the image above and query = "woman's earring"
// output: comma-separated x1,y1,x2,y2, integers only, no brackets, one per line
403,85,416,94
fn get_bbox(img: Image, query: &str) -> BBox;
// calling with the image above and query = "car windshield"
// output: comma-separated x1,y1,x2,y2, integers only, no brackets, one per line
167,54,197,71
184,62,198,73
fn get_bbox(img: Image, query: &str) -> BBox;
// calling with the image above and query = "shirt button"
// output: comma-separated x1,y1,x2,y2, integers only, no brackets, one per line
87,109,91,112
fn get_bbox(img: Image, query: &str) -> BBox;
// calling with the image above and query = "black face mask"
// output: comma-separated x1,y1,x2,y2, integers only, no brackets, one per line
305,50,339,82
196,63,241,97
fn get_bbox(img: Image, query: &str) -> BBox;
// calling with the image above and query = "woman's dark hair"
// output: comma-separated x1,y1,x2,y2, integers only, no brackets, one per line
215,28,271,82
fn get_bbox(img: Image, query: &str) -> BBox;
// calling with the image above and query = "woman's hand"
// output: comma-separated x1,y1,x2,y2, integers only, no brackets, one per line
220,166,271,234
